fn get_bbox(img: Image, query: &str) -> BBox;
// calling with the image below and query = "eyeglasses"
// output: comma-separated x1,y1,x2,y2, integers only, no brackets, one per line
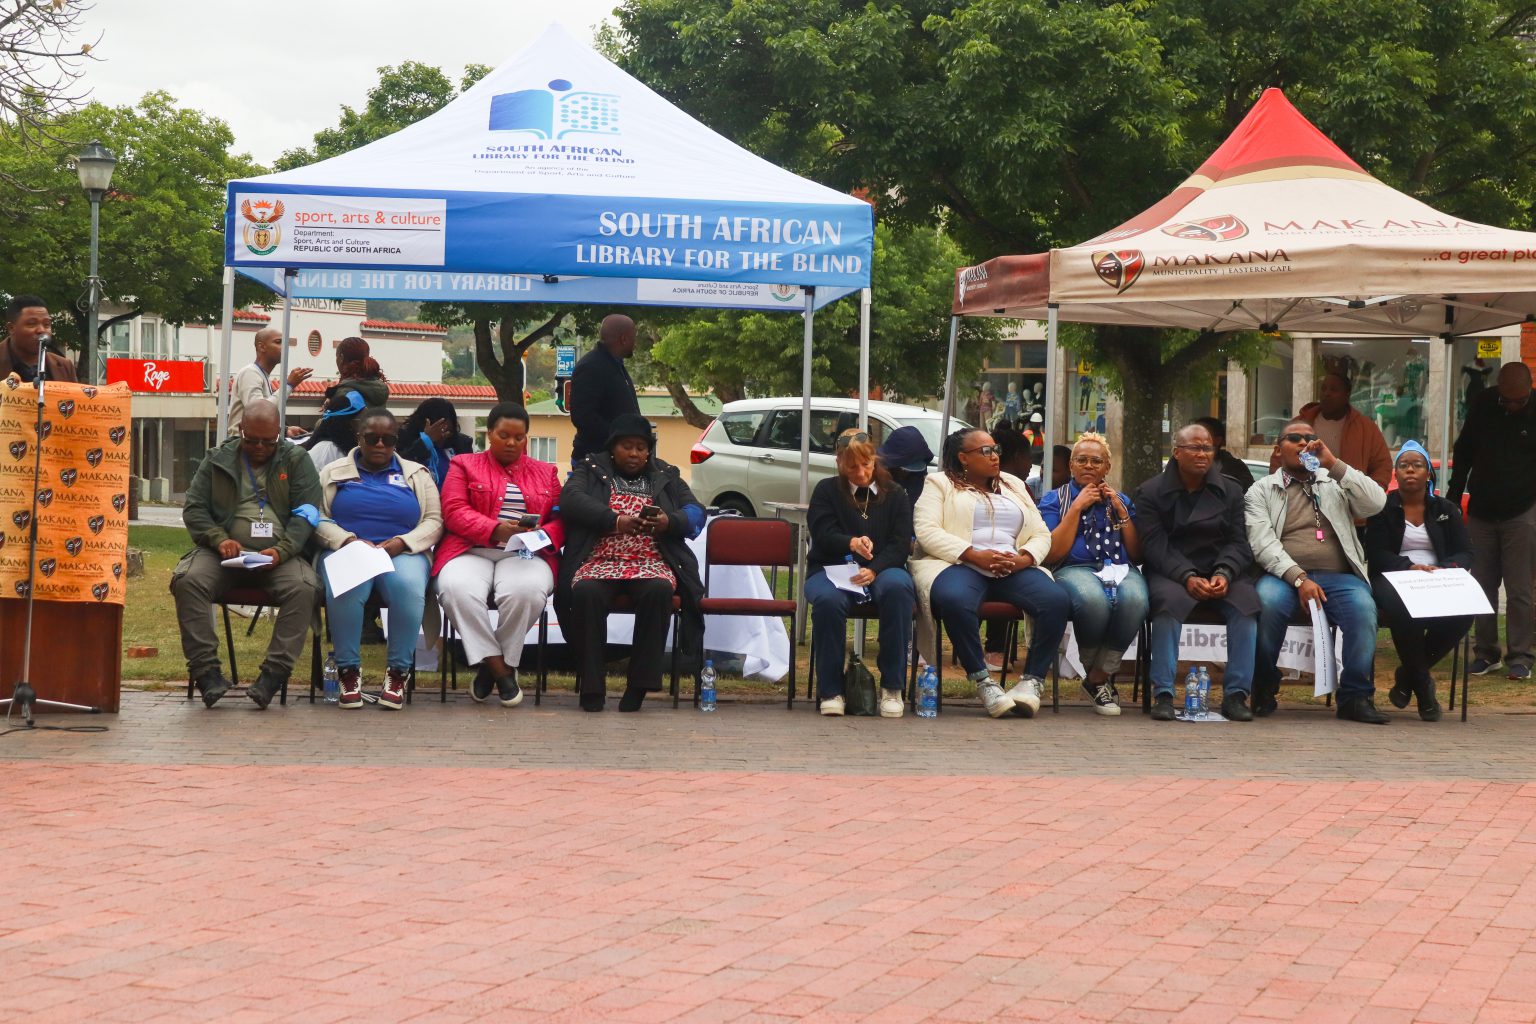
962,444,1001,457
834,431,870,449
1279,433,1318,445
1175,444,1216,454
240,434,278,448
361,432,399,448
1071,455,1107,467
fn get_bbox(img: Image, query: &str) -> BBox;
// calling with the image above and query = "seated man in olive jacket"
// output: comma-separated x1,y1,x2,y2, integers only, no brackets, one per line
173,400,323,709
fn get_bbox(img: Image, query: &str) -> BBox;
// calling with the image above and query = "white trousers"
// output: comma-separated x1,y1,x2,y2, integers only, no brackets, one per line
436,548,554,667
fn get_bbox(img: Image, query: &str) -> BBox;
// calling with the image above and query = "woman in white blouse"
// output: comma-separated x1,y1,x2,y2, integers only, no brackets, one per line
911,428,1070,718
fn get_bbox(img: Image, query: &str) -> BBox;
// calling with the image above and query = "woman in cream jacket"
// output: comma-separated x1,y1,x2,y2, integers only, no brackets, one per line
912,428,1069,718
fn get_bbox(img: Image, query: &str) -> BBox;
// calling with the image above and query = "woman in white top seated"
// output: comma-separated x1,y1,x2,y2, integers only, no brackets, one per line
911,428,1070,719
1364,440,1473,721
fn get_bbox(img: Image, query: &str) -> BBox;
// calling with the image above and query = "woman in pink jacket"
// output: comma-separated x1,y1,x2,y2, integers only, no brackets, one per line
432,403,564,707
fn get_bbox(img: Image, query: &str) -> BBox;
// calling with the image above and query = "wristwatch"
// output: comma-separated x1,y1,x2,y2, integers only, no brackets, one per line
1292,574,1308,589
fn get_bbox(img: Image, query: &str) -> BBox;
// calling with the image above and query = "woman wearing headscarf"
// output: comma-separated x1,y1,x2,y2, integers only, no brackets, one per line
1364,440,1473,721
1036,432,1146,716
399,397,476,488
557,413,705,713
305,336,390,468
910,427,1069,719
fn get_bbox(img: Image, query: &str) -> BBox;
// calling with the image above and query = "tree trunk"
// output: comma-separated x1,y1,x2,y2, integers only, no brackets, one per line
473,311,568,404
659,372,715,429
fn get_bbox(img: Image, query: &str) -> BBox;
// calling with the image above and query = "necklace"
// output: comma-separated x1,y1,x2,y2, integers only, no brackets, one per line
853,486,871,520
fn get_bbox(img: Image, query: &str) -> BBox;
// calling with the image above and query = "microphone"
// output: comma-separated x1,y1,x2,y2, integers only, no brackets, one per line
32,332,53,385
34,332,53,351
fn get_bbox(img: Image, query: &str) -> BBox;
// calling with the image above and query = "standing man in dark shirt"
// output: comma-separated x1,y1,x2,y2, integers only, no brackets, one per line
569,314,641,464
0,295,78,383
1446,361,1536,680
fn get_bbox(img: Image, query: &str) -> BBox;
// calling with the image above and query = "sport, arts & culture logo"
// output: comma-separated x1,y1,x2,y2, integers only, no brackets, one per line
241,199,285,256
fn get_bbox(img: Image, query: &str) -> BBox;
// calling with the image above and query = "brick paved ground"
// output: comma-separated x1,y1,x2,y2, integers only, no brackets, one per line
2,691,1535,1023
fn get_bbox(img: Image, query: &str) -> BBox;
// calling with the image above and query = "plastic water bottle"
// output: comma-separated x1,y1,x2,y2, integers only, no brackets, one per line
1183,666,1200,719
1299,450,1321,473
917,665,939,718
700,660,717,712
1197,665,1212,717
322,652,339,704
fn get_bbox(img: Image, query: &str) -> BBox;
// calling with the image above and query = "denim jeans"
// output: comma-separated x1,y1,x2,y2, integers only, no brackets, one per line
806,567,915,696
929,564,1070,679
1254,571,1378,698
1150,600,1257,697
1054,565,1148,676
321,549,431,671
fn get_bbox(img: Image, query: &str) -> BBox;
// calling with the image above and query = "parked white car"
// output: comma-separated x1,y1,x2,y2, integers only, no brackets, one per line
688,397,969,516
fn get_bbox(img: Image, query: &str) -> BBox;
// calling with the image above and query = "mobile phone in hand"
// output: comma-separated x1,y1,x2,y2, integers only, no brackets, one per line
641,504,663,518
517,513,539,530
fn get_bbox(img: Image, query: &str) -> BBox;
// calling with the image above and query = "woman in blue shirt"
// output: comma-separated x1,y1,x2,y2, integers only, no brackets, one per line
1037,433,1146,716
315,409,444,711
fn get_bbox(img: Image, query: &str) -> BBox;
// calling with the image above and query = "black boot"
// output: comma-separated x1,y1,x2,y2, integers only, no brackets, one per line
1336,694,1389,724
580,691,605,712
1388,666,1413,709
618,687,646,712
247,669,287,710
1220,690,1253,722
1415,672,1442,722
196,668,232,708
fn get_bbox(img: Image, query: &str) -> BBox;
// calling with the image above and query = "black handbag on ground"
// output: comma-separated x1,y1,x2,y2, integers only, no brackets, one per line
843,651,878,716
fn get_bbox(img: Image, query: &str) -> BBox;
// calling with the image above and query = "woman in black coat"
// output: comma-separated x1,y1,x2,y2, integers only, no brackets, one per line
1364,441,1473,721
806,428,915,717
556,413,705,712
399,397,475,488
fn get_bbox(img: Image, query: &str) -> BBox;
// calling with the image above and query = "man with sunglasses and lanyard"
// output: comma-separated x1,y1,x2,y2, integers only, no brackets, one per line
173,400,323,709
1247,419,1387,722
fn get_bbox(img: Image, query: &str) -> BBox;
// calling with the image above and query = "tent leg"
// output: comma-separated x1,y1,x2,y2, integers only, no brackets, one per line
857,287,871,430
798,287,816,506
215,266,235,438
939,315,959,444
1439,331,1456,469
1043,303,1060,473
277,270,295,434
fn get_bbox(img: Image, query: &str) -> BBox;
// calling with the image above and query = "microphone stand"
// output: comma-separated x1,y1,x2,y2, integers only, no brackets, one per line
1,342,101,725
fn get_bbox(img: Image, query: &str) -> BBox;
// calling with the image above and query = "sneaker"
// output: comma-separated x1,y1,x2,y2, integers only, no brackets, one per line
976,680,1016,718
470,666,494,703
1150,693,1177,721
379,667,407,710
985,652,1007,674
1005,676,1043,718
497,673,523,708
879,689,905,719
1469,657,1503,676
1508,664,1532,681
1082,679,1120,717
338,667,363,709
195,669,231,708
819,695,845,716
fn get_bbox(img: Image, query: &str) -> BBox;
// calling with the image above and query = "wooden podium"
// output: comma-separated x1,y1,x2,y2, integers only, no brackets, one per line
0,599,122,712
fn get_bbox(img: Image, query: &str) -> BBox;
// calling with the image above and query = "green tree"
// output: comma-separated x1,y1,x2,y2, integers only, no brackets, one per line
613,0,1536,483
0,92,263,355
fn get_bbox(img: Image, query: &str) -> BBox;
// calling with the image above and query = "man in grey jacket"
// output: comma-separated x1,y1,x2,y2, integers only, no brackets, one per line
1246,419,1388,723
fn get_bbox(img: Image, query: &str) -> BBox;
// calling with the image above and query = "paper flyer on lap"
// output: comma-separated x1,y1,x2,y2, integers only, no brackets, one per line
1383,567,1494,619
1309,598,1336,697
323,541,394,597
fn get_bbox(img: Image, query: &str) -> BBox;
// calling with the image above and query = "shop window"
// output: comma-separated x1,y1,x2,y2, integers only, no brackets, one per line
1247,340,1296,445
1316,338,1432,447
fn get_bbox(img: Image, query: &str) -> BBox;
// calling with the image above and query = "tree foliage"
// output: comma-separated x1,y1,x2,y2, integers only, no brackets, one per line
0,92,263,350
0,0,98,156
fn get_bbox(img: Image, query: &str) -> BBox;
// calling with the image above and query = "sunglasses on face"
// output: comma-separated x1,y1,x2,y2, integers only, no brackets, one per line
963,444,1001,457
1280,432,1318,445
834,431,870,449
361,433,399,448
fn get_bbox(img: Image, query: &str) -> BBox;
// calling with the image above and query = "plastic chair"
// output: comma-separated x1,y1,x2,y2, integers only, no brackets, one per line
697,517,799,707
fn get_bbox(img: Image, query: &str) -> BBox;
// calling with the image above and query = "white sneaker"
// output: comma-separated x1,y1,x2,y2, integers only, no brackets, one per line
976,680,1016,718
1083,679,1122,717
879,689,904,718
819,695,845,716
1005,676,1043,718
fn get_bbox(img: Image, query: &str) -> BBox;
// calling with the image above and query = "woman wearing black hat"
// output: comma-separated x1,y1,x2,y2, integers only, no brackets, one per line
557,413,706,712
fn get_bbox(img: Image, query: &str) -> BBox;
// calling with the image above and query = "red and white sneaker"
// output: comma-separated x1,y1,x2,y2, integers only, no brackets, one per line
380,667,407,710
338,667,363,709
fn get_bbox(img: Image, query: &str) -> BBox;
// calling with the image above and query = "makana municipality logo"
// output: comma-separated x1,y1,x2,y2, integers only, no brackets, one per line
1091,250,1145,293
1161,214,1249,242
489,78,620,139
240,199,285,256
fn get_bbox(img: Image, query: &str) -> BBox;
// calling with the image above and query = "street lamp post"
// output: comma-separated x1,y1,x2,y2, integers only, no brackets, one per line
75,140,117,385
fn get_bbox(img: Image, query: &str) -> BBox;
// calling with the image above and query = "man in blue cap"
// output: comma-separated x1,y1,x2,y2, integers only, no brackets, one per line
877,426,934,511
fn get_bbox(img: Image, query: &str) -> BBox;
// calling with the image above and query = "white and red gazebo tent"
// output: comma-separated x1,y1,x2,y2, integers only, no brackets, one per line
948,88,1536,464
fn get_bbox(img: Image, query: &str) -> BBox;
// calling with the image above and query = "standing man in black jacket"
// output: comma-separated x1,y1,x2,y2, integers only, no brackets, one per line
1446,362,1536,680
569,314,641,465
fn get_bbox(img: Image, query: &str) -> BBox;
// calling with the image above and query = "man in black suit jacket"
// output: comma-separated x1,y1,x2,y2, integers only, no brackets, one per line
569,314,641,464
1134,423,1260,721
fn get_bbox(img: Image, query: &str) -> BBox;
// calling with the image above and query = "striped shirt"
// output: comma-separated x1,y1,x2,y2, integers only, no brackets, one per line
498,482,528,522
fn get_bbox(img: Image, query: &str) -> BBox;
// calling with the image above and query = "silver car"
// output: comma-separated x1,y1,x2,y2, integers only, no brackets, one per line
688,397,969,516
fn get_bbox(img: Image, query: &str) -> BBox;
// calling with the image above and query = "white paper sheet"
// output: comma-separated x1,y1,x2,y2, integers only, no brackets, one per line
323,541,395,597
1382,567,1494,618
1309,598,1336,697
220,551,273,569
822,562,870,596
503,528,552,553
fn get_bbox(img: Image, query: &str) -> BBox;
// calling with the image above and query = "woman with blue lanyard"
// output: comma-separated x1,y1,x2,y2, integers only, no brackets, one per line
1037,432,1146,716
315,408,444,711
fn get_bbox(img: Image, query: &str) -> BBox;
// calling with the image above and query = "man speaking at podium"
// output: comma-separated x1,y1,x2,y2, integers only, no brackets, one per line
172,399,322,709
0,296,78,382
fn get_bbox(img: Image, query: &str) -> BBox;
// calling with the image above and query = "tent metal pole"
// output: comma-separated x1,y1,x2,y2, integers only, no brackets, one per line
798,287,815,506
1438,302,1456,471
1044,303,1060,474
857,287,871,430
215,266,235,437
939,315,959,445
277,270,295,435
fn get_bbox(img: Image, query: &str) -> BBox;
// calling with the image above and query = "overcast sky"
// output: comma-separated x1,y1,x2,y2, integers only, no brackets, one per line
78,0,620,164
